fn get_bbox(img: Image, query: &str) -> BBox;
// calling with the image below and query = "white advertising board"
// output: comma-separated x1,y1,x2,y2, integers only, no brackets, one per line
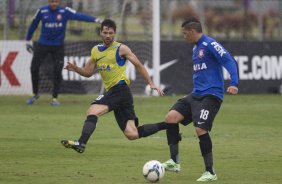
0,41,32,95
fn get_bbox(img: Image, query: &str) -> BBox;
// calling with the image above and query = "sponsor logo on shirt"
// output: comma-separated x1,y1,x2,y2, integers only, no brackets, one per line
97,64,112,71
45,22,63,28
193,63,207,71
211,42,226,57
41,9,48,13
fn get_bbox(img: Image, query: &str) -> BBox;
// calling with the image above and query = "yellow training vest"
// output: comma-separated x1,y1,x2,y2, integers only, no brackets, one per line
90,41,130,91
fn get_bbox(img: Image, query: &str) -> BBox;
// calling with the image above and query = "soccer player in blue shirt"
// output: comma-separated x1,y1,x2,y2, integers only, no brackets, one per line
148,17,239,181
25,0,102,106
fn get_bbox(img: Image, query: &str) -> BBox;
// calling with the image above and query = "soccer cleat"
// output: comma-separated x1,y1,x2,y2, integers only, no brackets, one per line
162,159,181,172
61,140,85,153
26,95,39,105
196,171,217,181
51,98,60,106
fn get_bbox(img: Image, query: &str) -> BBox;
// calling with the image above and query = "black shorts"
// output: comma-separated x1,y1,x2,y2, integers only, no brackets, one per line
91,84,137,131
170,94,222,131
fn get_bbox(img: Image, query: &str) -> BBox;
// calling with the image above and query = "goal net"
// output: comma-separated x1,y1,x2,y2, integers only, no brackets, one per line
62,0,154,95
2,0,154,95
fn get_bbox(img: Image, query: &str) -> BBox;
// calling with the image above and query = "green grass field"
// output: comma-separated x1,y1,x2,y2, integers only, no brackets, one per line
0,94,282,184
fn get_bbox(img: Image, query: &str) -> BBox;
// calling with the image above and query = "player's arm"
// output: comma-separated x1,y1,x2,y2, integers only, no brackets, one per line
25,9,41,53
209,42,239,94
119,44,164,96
224,56,239,94
65,7,101,23
26,9,41,41
65,58,96,78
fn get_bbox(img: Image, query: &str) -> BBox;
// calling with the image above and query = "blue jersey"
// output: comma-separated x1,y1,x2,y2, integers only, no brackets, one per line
192,34,239,100
26,6,97,46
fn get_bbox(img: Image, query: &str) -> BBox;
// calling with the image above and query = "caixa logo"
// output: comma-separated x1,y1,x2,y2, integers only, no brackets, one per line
0,51,20,86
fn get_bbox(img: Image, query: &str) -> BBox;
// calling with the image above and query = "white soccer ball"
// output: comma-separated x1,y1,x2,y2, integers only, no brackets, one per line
142,160,165,183
145,84,154,96
144,84,165,96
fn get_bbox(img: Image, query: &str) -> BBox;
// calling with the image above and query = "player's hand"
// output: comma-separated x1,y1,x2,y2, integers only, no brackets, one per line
149,84,165,96
64,61,78,72
26,41,34,54
227,86,238,94
95,18,103,24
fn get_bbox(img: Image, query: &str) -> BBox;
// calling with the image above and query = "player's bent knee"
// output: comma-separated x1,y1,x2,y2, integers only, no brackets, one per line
125,133,139,140
86,104,109,117
165,110,183,123
124,129,139,140
165,115,178,124
195,127,208,136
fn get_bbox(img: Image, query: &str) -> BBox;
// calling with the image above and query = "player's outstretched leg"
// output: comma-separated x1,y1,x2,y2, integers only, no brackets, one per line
61,115,98,153
61,140,85,153
137,122,168,138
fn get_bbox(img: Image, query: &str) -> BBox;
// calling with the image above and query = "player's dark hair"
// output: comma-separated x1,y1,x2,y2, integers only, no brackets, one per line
182,17,202,33
101,19,116,32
